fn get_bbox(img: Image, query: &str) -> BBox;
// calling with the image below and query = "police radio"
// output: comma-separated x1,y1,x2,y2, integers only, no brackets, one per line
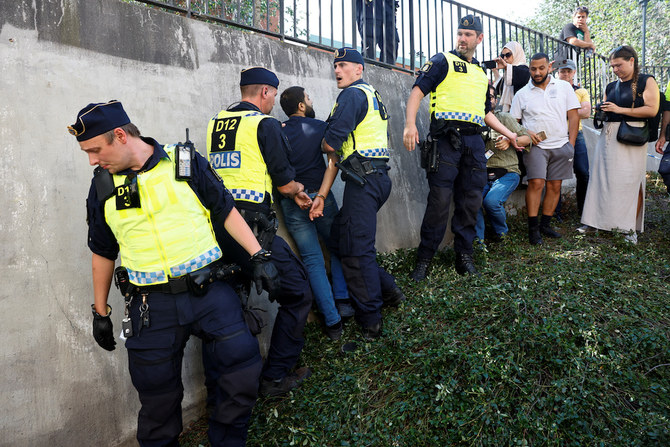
175,128,195,180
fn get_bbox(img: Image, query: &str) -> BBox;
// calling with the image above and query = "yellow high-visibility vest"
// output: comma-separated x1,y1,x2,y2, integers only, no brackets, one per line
207,110,274,203
430,52,488,126
333,83,389,160
104,145,221,285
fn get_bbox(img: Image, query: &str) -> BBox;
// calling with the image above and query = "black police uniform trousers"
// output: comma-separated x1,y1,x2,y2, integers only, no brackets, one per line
417,133,487,260
356,0,399,64
124,280,262,447
219,227,312,380
328,164,397,327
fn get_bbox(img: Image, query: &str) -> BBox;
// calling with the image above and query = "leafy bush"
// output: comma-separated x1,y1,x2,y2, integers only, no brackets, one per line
182,174,670,446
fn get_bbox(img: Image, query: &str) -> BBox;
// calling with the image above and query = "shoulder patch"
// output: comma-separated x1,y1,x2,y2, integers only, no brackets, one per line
420,61,433,73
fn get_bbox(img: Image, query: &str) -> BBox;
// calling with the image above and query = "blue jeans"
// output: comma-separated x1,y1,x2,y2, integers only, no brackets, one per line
280,192,348,326
475,172,520,240
555,130,589,216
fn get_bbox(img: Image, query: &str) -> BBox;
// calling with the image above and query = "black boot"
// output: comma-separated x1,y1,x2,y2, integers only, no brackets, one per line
454,253,479,276
528,216,543,245
382,287,407,307
361,320,383,340
410,258,431,282
540,214,562,238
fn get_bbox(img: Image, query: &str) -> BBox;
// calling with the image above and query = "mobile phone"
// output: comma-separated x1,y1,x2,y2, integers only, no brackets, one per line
536,131,547,141
481,60,497,69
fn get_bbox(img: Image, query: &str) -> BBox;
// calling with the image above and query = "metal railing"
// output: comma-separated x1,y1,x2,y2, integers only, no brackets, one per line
134,0,667,107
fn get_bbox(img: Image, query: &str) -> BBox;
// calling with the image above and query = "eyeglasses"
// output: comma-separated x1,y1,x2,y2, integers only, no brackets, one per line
500,52,513,59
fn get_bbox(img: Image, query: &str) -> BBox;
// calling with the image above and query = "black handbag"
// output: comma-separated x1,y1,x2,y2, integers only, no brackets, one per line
617,120,649,146
613,80,649,146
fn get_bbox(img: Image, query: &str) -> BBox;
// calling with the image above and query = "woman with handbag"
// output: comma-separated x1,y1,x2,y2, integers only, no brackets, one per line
579,45,660,244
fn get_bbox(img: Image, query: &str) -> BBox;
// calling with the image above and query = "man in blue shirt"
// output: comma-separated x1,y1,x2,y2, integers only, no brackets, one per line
314,48,406,340
279,86,353,340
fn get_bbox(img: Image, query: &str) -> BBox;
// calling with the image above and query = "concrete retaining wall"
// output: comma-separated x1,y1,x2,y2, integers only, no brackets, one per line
0,1,431,445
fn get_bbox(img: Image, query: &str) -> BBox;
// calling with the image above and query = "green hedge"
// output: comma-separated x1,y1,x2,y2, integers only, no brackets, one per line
182,174,670,446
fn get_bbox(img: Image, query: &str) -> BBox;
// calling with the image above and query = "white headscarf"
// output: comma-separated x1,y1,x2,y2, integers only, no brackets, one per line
496,41,527,112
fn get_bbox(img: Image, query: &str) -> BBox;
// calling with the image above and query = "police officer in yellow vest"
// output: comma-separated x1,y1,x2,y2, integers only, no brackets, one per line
71,100,279,446
403,15,521,280
310,48,406,340
207,67,314,397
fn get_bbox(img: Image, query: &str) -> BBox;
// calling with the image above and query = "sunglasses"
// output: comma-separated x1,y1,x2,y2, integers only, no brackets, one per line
500,52,513,59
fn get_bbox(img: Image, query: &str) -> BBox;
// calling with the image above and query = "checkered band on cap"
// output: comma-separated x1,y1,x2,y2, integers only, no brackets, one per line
170,247,222,278
435,112,484,126
230,188,266,203
358,148,390,158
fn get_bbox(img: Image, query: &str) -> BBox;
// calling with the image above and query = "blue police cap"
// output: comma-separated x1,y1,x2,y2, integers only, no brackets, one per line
334,47,365,67
68,100,131,142
458,14,483,33
240,67,279,88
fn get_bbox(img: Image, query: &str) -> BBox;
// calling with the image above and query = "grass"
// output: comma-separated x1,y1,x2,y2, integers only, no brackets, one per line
181,174,670,446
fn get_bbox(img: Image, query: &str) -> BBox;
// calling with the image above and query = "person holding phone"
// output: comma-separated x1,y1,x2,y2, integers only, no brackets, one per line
510,53,581,245
490,41,530,113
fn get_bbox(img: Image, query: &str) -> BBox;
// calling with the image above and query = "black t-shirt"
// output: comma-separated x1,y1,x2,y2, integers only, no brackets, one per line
605,74,651,121
559,23,584,43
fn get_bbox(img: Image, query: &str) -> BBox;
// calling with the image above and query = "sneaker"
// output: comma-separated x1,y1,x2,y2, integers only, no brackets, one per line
454,253,479,276
540,225,562,238
410,259,431,282
259,367,312,397
324,321,343,340
624,232,638,245
382,287,407,307
576,225,596,234
361,320,383,340
335,300,355,319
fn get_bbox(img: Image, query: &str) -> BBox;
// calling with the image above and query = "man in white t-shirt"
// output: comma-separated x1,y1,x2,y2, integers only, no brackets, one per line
510,52,580,245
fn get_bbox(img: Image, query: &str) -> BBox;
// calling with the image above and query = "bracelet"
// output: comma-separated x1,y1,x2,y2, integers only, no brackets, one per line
316,193,326,200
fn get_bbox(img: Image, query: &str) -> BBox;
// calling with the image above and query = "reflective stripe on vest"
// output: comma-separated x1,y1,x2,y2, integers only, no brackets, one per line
332,83,389,160
104,145,222,285
206,110,274,204
430,52,488,126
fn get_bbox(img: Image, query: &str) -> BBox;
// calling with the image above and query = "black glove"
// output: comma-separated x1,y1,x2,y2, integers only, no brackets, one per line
250,249,280,300
91,304,116,351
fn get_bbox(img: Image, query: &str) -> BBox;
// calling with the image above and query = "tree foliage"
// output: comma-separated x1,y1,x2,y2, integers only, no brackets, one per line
523,0,669,67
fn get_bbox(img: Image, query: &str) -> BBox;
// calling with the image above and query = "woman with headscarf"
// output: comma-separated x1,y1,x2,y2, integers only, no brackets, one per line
492,41,530,112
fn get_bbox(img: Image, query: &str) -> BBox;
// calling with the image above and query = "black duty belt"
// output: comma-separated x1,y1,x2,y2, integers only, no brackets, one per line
137,276,189,294
448,125,488,136
133,261,241,295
